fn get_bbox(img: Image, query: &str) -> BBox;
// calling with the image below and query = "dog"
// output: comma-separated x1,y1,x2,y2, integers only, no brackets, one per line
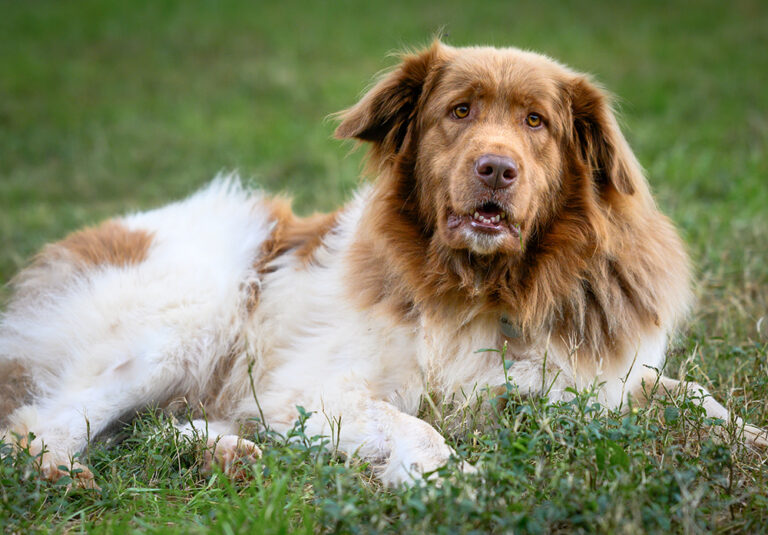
1,41,766,488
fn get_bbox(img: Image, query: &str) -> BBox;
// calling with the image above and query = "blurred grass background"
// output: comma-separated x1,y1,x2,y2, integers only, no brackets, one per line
2,0,767,421
2,1,767,293
1,0,768,531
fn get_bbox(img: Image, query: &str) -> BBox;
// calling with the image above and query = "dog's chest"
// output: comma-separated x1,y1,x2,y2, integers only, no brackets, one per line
415,312,519,394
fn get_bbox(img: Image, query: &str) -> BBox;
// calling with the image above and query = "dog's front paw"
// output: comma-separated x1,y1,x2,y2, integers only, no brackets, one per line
379,440,476,488
458,459,478,475
203,435,262,479
380,455,478,488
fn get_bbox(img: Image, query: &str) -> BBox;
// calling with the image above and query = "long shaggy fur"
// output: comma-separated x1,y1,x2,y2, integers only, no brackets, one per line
1,42,764,488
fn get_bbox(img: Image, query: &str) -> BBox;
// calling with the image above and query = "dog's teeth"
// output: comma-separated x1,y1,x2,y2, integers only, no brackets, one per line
472,211,504,224
501,212,506,219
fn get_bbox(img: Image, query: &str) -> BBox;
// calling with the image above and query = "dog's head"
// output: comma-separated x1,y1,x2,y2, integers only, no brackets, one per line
336,42,647,257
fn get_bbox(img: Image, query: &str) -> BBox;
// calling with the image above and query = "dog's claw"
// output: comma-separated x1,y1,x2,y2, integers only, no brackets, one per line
39,456,100,490
203,435,262,480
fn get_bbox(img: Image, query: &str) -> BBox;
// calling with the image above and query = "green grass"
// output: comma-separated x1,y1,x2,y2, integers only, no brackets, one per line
1,0,768,532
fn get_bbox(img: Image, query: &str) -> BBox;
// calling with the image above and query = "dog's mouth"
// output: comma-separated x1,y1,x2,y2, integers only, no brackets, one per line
447,201,519,237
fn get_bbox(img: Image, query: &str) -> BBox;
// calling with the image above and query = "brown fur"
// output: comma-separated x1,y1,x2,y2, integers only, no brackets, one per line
12,221,154,297
0,361,31,427
336,42,692,376
52,220,153,268
246,198,340,312
258,198,340,272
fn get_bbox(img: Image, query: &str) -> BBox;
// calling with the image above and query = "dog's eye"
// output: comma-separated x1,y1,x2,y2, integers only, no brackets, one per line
525,113,543,128
452,104,471,119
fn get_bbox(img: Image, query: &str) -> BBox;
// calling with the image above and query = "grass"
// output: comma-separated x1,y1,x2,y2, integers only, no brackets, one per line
1,0,767,532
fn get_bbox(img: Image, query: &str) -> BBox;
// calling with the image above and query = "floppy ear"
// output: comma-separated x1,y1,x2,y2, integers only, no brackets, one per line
568,77,644,196
334,41,445,165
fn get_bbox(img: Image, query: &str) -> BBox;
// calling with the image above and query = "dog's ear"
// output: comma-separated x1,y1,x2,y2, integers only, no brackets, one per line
567,77,643,196
334,41,445,163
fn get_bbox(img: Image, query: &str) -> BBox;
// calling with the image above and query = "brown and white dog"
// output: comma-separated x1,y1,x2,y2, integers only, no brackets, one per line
1,42,765,488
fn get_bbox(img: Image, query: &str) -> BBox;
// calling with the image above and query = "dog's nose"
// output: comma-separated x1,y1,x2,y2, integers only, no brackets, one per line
474,154,518,189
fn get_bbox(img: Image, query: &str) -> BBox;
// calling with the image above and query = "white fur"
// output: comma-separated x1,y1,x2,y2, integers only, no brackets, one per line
0,177,710,486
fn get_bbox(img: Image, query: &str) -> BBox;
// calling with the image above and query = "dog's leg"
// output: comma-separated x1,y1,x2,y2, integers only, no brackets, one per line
3,403,100,489
250,390,472,487
176,419,261,479
320,396,468,487
636,370,768,446
503,358,574,402
3,362,185,487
